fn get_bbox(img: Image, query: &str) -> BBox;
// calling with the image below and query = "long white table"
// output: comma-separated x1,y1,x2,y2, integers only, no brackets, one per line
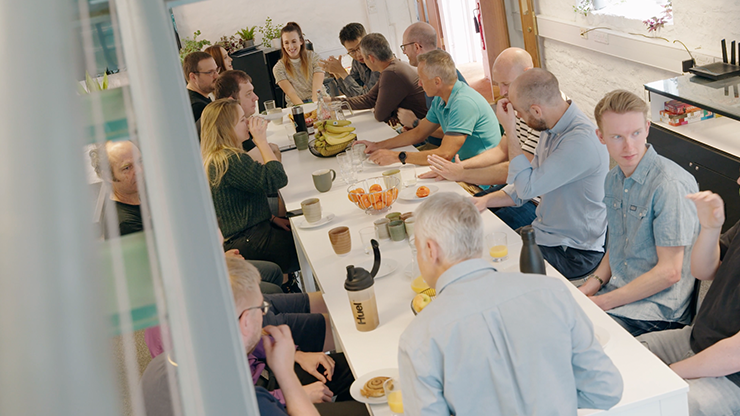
271,111,688,416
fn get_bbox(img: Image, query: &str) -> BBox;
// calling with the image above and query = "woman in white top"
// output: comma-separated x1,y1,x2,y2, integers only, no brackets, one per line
272,22,326,106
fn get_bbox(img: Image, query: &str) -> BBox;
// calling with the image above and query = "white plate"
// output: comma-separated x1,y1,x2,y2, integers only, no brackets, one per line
296,213,335,229
259,112,284,121
594,325,610,347
356,258,399,279
349,368,399,404
399,185,439,201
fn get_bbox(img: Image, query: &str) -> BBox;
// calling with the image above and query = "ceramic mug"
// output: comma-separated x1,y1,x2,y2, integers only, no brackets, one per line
301,198,321,223
312,169,337,193
374,218,391,240
328,226,351,255
294,131,309,150
389,220,406,242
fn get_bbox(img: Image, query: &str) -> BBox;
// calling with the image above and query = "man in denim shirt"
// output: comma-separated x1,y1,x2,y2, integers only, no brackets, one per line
579,90,698,337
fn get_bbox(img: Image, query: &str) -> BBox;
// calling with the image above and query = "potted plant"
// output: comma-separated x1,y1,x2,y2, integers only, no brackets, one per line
259,17,282,49
236,26,257,49
179,30,211,62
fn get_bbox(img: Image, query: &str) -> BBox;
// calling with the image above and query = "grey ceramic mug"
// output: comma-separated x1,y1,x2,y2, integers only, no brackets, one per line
312,169,337,193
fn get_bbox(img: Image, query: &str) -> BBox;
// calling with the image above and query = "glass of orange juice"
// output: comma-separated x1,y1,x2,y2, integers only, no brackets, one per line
487,232,508,262
384,377,403,414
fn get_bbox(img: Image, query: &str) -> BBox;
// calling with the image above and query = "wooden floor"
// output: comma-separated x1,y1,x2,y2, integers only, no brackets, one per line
458,61,497,104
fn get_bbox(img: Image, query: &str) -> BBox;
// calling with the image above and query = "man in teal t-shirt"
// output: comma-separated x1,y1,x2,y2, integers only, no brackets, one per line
357,50,501,166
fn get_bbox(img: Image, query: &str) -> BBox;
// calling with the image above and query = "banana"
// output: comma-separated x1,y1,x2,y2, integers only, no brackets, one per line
322,131,351,140
314,121,326,130
327,120,352,127
325,133,356,146
325,124,356,134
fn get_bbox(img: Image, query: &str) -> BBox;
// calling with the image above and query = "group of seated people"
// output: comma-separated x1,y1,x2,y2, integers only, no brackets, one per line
91,15,740,416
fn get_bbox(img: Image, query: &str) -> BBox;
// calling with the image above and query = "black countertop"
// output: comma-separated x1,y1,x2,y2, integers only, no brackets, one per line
645,74,740,121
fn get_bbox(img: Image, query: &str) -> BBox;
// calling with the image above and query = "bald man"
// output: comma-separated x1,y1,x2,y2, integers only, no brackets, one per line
398,22,467,149
472,69,610,280
420,47,540,229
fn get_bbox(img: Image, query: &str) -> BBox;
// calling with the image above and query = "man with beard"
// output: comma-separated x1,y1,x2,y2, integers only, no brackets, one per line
472,69,609,280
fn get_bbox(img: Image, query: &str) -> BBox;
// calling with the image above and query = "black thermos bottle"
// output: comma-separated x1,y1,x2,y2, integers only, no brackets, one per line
519,225,546,274
292,106,307,133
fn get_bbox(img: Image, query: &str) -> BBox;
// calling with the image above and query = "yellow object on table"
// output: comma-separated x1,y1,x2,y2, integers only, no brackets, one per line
410,275,429,293
489,245,508,259
387,390,403,413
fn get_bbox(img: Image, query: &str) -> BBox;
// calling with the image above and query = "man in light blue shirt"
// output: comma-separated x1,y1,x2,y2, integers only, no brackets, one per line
399,192,623,416
472,68,609,279
358,49,500,166
579,90,698,337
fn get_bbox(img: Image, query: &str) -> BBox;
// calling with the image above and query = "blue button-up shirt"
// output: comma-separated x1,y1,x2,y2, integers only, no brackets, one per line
398,259,623,416
503,102,609,251
598,144,698,323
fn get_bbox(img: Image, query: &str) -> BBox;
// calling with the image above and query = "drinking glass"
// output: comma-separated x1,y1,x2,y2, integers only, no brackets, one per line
336,152,356,184
359,227,376,255
487,232,508,262
264,100,276,111
402,165,417,187
351,143,366,172
384,377,404,415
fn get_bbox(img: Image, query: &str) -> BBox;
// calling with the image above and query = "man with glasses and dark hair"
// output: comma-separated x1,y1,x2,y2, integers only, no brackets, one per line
320,23,379,97
183,51,219,122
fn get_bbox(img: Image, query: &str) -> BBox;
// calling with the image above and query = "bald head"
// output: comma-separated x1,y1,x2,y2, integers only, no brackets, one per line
492,47,534,98
402,22,437,66
404,22,437,49
510,68,562,110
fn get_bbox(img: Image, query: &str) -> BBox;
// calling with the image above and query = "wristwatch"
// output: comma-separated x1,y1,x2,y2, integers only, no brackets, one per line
399,151,407,165
412,119,419,128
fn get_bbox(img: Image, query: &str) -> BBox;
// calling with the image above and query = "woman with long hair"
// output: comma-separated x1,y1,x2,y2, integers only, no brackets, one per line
272,22,327,105
205,45,233,74
201,99,299,275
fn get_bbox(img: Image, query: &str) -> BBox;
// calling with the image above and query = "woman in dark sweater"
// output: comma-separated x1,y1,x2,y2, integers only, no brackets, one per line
201,99,299,274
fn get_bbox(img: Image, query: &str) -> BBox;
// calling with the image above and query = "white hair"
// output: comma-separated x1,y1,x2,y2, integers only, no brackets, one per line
414,192,484,263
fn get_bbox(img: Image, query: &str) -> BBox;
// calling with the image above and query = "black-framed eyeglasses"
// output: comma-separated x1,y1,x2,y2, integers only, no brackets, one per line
400,42,417,52
194,69,219,76
346,46,361,56
238,300,271,320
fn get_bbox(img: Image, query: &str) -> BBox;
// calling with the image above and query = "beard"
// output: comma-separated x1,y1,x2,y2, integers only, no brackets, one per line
527,117,548,132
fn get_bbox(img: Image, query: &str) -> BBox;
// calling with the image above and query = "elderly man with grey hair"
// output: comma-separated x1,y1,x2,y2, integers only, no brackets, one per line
340,33,427,124
398,192,623,416
358,49,500,166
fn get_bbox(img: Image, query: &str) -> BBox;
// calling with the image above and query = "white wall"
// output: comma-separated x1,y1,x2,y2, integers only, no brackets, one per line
535,0,740,119
171,0,416,59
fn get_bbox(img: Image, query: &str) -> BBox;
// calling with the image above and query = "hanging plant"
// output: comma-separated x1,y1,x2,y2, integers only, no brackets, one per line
573,0,592,16
179,30,211,62
643,1,673,33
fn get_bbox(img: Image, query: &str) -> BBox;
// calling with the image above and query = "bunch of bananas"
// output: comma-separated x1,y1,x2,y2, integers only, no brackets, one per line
313,120,356,156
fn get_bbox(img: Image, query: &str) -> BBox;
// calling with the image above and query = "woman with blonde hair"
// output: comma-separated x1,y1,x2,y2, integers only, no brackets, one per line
204,45,233,74
273,22,327,106
201,99,299,275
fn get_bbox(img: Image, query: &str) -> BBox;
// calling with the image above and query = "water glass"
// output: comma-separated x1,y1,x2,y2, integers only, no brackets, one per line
402,165,417,187
264,100,276,111
359,227,376,254
351,143,366,172
336,152,356,184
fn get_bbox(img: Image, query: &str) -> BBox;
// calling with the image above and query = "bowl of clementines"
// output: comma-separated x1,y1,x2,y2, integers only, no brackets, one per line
347,176,400,214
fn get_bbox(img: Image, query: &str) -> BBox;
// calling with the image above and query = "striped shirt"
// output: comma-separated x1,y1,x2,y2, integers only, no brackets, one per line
515,116,540,154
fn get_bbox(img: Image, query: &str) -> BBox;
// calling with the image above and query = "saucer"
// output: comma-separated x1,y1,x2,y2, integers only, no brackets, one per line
296,213,335,229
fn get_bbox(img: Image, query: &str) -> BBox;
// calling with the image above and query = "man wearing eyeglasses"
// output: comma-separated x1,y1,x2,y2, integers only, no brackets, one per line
141,257,369,416
397,22,467,150
183,51,219,122
320,23,380,97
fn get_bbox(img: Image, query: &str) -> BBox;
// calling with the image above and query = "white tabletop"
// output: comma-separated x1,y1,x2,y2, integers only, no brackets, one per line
274,111,688,416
